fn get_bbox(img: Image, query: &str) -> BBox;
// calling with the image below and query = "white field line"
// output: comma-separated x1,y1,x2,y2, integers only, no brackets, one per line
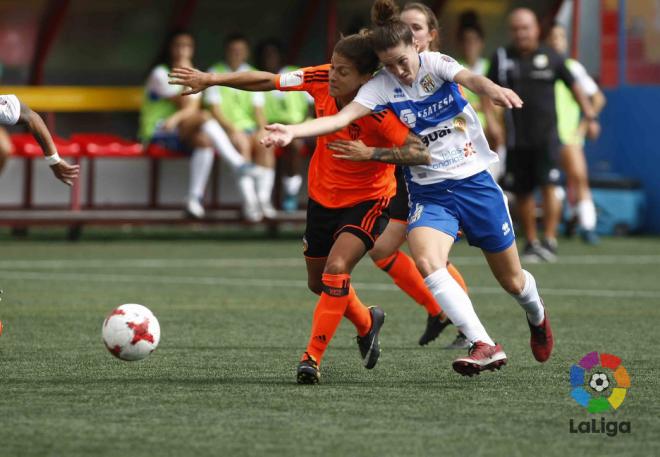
1,270,659,299
1,254,660,269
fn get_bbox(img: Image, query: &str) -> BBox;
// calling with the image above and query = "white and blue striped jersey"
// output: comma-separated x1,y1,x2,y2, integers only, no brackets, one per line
354,52,498,185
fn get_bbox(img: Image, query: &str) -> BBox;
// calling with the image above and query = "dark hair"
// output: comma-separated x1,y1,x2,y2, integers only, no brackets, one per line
255,38,284,70
152,29,194,71
402,2,441,51
370,0,414,53
224,32,249,48
457,10,484,41
333,30,380,75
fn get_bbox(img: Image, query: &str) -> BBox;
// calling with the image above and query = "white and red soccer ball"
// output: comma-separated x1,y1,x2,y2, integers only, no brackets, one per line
102,304,160,361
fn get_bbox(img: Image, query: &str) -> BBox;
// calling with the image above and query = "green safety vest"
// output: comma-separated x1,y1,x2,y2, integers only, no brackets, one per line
458,58,490,127
207,62,259,131
555,58,582,145
139,64,178,142
263,66,310,124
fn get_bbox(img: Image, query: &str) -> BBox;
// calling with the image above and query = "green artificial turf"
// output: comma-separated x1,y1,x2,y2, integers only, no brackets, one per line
0,232,658,456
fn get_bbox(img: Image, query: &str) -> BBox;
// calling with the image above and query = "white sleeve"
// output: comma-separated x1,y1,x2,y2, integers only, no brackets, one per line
0,94,21,125
426,52,465,81
251,91,265,108
147,67,180,99
568,60,599,97
353,74,389,111
203,67,222,106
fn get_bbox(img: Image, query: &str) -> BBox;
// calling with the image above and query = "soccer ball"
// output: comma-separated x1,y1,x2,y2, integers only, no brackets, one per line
102,304,160,361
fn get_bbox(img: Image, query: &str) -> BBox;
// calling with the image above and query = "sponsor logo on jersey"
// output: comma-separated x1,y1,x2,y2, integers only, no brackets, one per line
420,74,436,93
502,222,511,236
420,127,451,146
416,94,455,119
463,142,476,157
393,87,405,98
279,70,304,88
399,109,417,128
453,116,467,132
533,54,549,69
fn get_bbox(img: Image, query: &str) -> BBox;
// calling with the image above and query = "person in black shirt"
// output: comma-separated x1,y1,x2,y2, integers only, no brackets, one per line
485,8,599,262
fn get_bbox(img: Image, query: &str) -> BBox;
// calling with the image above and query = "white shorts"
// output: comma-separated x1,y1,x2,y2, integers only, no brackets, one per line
0,94,20,126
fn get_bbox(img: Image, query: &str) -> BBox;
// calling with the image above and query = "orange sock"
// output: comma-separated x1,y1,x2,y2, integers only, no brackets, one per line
304,273,351,364
447,261,468,292
344,286,372,337
374,250,442,316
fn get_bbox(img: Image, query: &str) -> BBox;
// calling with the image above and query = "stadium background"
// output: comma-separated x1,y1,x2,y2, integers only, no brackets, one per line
0,0,658,232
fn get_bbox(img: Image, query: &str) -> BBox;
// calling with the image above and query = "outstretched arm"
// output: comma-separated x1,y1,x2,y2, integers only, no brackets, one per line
169,66,277,95
262,101,371,147
454,69,523,109
328,132,431,165
17,102,80,186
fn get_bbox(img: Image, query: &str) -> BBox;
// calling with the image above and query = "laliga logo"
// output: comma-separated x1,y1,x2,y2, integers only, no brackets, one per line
569,351,631,437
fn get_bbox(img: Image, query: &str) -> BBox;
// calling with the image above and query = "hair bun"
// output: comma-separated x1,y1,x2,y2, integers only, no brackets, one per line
371,0,400,27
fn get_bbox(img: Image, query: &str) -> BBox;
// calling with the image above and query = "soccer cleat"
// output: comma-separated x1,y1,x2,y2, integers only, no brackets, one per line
444,331,470,350
528,309,554,362
418,312,451,346
452,341,507,377
296,352,320,384
242,201,263,223
580,230,600,245
356,306,385,369
260,201,278,219
185,197,205,219
282,195,299,212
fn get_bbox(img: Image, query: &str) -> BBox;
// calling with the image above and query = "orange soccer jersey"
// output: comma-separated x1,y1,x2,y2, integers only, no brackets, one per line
274,64,409,208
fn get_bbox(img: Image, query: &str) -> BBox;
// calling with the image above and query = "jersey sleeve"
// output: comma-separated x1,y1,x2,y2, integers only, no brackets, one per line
274,65,329,100
353,73,389,112
556,55,576,88
426,52,465,81
0,94,21,126
147,67,180,99
377,110,410,147
568,60,599,96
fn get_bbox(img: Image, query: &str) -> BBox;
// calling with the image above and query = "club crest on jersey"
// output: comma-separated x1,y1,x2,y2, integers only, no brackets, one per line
409,203,424,224
348,123,361,140
420,74,436,93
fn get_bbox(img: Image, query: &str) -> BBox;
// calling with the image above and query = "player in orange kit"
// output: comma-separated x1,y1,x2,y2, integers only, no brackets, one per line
170,32,463,384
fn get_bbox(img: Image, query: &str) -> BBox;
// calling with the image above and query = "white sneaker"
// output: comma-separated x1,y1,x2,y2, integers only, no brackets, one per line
243,201,263,223
185,198,205,219
260,201,277,219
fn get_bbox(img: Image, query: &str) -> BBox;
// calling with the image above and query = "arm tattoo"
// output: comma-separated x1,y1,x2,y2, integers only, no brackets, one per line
371,134,431,165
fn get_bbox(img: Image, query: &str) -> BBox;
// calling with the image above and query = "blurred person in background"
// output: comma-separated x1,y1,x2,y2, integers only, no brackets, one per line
548,22,606,244
456,11,506,181
255,38,312,212
485,8,599,262
139,30,261,221
205,33,276,218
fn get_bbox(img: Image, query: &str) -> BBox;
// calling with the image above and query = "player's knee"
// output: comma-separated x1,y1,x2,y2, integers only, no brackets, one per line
414,255,441,278
368,242,393,262
323,259,349,275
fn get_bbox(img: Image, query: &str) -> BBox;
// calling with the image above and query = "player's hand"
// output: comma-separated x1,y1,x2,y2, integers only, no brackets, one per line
261,124,293,147
169,67,211,95
488,85,523,109
328,139,373,161
586,119,601,140
50,160,80,186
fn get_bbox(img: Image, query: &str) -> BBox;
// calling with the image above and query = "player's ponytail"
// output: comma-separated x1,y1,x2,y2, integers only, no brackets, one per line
334,30,380,76
370,0,414,53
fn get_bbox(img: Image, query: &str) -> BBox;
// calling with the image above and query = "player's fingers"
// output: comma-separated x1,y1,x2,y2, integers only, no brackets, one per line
181,89,197,96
